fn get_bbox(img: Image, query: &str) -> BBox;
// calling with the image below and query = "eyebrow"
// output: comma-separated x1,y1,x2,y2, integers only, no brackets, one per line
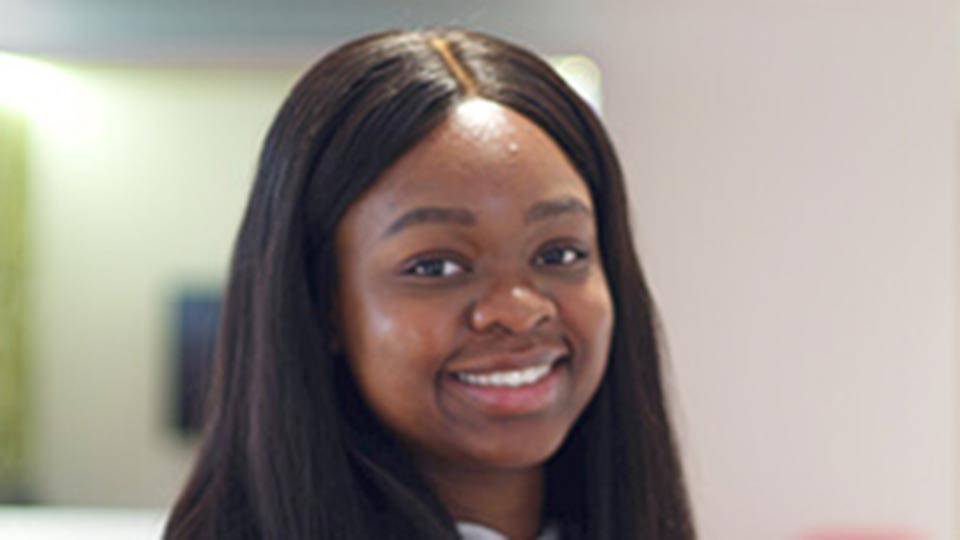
382,206,476,237
524,197,593,224
381,196,592,239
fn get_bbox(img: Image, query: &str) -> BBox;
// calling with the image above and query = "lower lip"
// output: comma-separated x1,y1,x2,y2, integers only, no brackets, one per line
446,359,567,417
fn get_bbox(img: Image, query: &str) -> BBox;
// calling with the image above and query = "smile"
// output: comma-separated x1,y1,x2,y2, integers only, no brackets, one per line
446,356,569,416
453,364,553,387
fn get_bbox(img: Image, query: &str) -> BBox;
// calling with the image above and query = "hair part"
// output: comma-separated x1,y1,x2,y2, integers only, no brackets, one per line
427,36,478,95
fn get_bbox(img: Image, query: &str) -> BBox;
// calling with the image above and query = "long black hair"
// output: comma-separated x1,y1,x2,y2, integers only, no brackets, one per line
164,28,696,540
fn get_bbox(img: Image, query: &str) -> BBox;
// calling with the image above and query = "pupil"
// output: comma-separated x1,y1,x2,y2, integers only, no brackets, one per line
420,260,445,275
543,249,568,264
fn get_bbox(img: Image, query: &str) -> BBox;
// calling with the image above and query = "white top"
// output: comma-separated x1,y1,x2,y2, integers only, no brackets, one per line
0,506,167,540
456,520,561,540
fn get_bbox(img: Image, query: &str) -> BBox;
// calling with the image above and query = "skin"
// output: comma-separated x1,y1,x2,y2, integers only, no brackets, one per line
335,99,614,540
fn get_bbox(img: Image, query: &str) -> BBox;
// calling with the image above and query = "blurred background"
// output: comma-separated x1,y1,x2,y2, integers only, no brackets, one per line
0,1,955,539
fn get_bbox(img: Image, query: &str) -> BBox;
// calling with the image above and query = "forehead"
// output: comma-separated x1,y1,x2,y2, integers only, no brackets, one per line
349,99,592,221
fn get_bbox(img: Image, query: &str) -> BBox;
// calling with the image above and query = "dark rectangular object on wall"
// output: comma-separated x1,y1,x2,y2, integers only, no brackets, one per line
174,291,221,434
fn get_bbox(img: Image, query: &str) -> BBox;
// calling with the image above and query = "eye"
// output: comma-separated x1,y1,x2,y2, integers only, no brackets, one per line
536,246,588,266
403,257,468,278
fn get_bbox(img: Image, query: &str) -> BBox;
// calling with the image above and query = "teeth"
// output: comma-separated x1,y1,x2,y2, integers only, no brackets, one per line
454,364,553,388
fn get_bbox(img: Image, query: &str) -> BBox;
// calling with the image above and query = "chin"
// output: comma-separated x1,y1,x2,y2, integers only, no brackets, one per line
463,426,571,471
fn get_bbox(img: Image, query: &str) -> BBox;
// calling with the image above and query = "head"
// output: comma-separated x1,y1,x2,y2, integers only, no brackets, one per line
166,28,695,540
334,95,614,475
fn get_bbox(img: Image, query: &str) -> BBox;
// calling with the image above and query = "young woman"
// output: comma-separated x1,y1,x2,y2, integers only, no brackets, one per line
164,28,696,540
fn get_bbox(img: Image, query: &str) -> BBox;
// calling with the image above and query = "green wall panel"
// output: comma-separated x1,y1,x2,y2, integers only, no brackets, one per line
0,107,27,494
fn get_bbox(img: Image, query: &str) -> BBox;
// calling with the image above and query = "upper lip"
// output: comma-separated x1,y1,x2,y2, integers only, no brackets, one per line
448,343,569,375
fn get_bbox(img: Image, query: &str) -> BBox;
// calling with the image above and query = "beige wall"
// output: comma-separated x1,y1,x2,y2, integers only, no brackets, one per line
598,3,955,539
13,2,957,538
24,64,301,506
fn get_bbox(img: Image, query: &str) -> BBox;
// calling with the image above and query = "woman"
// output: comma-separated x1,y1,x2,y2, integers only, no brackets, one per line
164,28,695,540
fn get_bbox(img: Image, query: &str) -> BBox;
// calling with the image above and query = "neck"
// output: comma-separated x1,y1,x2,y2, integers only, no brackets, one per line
418,460,545,540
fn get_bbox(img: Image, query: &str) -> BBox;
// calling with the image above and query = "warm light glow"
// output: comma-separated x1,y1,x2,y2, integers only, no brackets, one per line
0,51,103,134
550,54,603,113
0,52,69,113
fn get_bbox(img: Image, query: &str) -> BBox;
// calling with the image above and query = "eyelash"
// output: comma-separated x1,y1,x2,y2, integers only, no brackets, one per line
402,245,588,278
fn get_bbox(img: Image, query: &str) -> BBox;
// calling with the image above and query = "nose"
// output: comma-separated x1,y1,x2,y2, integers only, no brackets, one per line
469,283,558,334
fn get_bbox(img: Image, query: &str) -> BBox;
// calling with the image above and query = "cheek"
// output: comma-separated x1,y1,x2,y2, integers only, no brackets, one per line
341,284,465,404
342,289,469,447
561,274,614,374
350,292,461,363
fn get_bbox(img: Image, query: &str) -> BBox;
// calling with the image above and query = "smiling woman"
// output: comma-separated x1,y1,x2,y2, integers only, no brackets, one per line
164,28,695,540
336,99,612,465
335,101,615,515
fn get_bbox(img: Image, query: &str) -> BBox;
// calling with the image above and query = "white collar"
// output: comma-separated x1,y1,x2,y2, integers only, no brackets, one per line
456,520,560,540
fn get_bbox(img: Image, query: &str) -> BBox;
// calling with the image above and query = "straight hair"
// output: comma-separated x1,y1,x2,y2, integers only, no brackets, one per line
164,28,696,540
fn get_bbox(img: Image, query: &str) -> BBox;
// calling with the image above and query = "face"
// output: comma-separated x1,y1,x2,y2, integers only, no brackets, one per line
335,99,614,474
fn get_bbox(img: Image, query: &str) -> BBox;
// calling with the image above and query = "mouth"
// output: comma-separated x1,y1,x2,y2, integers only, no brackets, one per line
451,355,565,388
445,355,570,416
